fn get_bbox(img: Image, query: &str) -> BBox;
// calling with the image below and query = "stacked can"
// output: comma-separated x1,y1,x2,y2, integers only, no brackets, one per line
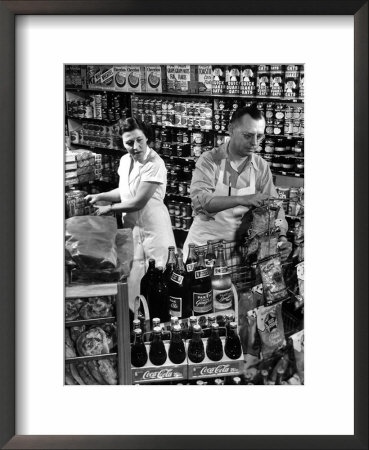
167,200,193,230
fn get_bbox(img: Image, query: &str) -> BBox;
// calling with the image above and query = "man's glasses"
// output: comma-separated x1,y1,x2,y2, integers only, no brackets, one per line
241,132,265,141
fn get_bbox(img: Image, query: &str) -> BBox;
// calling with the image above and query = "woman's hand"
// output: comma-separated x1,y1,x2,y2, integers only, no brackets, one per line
84,194,100,205
93,205,112,216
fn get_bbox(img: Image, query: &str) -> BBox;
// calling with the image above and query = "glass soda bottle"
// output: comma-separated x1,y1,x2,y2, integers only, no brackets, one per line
168,324,186,364
224,322,242,360
131,328,148,368
275,368,285,385
149,267,170,323
203,316,216,338
186,316,198,340
187,324,205,363
131,318,141,343
149,317,161,341
140,258,156,300
212,244,234,312
167,255,191,319
206,322,224,362
164,246,177,283
205,240,217,274
192,250,213,316
185,243,198,274
149,326,167,366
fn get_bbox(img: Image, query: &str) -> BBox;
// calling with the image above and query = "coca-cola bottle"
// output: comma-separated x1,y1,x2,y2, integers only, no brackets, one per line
131,318,141,343
131,328,148,368
185,243,198,274
149,317,161,341
149,326,167,366
212,244,234,312
261,369,269,385
167,255,191,319
150,267,170,323
205,240,217,274
164,246,177,282
168,324,186,364
170,316,179,330
275,367,285,385
224,321,242,360
225,313,235,333
214,378,224,385
186,316,198,340
206,322,224,362
192,250,213,316
203,316,216,338
187,324,205,363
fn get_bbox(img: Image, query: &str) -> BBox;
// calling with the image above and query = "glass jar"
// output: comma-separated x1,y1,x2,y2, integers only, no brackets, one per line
274,138,286,155
293,139,304,156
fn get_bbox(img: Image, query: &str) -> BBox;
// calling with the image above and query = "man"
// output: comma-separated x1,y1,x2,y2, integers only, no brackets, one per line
183,104,290,260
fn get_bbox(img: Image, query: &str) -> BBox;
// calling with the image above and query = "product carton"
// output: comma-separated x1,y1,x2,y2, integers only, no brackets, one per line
196,65,212,94
126,65,146,92
145,65,166,93
166,64,196,93
87,65,101,90
114,65,128,92
100,65,115,91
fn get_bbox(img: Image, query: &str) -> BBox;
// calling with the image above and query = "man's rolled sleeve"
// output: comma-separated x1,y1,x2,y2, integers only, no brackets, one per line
190,153,218,219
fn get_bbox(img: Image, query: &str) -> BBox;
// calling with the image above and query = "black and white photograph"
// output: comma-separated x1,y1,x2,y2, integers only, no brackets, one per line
64,63,305,386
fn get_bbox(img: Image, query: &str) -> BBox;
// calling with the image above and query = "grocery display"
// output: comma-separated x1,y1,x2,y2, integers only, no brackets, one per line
65,63,304,386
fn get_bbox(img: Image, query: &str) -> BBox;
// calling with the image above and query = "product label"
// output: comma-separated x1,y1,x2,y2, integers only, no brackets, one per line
213,288,233,310
205,259,215,269
191,363,240,378
193,291,212,314
186,262,196,273
133,367,186,383
195,269,209,279
169,296,182,317
213,267,230,276
170,273,184,285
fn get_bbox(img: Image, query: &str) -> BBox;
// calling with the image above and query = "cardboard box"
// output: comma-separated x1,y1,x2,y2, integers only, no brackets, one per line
166,64,196,93
145,65,166,93
100,65,115,91
126,65,145,92
114,65,128,92
87,65,101,90
197,65,212,94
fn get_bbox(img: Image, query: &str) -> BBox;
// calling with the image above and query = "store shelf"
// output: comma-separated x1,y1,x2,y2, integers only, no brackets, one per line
66,282,118,298
65,316,117,328
66,114,122,124
271,171,304,178
285,214,304,220
162,154,197,162
70,142,125,154
66,87,131,94
166,193,192,201
65,352,118,364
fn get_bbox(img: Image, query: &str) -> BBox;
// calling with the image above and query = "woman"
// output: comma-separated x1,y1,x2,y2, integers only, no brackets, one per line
85,117,176,307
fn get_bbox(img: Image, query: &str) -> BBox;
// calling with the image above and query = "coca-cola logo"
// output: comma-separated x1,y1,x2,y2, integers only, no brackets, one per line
198,364,237,376
141,368,182,380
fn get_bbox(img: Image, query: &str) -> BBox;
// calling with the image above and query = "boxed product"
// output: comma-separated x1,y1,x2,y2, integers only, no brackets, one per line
100,65,115,91
114,65,128,91
166,65,196,93
212,65,226,94
240,65,257,95
145,65,166,93
225,65,241,95
126,65,145,92
196,65,212,94
87,65,101,90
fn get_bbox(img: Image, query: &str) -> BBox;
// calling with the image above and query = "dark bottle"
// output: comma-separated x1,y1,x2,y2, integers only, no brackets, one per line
186,316,198,340
131,329,148,368
149,317,161,342
224,322,242,360
261,369,269,385
275,368,285,385
131,318,141,343
140,258,157,303
149,326,167,366
205,240,217,274
206,323,223,362
164,246,177,282
214,378,224,386
185,243,198,274
187,324,205,363
168,324,186,365
225,313,235,333
168,255,191,319
150,267,170,323
203,316,216,338
192,250,213,316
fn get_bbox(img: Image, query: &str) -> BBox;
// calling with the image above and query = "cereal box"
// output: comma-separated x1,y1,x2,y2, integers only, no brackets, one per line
197,65,212,94
114,65,128,92
167,65,196,93
100,65,115,91
145,65,166,93
87,65,101,90
127,65,145,92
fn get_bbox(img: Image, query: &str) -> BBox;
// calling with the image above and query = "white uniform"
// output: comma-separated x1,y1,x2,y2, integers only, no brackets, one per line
183,158,255,261
118,147,176,308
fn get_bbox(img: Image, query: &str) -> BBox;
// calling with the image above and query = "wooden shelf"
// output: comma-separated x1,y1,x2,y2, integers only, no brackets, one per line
65,283,119,298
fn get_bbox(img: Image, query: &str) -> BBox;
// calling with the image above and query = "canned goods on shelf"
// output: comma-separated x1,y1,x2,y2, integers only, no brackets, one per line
182,216,193,230
168,201,175,215
178,182,187,196
174,204,181,216
174,216,182,229
170,215,176,226
181,203,192,217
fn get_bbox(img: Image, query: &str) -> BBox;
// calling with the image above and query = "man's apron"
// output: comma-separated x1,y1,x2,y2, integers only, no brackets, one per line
183,158,255,260
119,151,176,309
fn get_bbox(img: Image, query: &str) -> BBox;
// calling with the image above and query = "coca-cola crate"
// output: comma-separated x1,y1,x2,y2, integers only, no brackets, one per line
131,341,188,384
186,337,244,381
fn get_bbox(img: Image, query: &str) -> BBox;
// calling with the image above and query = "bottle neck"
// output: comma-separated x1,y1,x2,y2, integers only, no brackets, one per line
210,329,220,340
171,331,182,343
167,249,176,266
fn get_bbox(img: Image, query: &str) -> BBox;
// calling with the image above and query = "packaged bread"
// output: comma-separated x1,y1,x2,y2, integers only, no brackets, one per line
76,327,109,356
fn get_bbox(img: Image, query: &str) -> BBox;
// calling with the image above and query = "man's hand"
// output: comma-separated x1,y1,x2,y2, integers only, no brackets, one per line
239,193,271,208
84,194,100,205
278,236,293,262
93,205,112,216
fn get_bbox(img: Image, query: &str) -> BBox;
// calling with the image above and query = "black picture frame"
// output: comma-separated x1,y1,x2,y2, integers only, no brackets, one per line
0,1,367,449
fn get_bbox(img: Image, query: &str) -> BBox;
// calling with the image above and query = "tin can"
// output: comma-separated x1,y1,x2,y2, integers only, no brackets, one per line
170,215,176,226
178,182,187,196
192,132,204,144
168,201,176,215
175,216,182,229
182,216,193,230
174,204,181,216
181,203,192,217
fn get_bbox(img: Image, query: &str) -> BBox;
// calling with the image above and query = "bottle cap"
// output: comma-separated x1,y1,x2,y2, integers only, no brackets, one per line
261,370,268,377
233,377,241,384
214,378,224,385
211,323,220,330
152,318,160,325
133,328,142,336
229,322,238,329
171,316,179,325
172,324,182,332
193,324,202,332
153,326,162,333
189,316,197,323
132,319,140,327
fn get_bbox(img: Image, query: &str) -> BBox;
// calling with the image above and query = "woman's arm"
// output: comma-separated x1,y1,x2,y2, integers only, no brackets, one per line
85,188,121,205
94,182,158,215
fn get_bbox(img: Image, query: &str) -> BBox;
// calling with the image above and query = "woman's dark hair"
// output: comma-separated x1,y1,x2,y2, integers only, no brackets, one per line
229,103,264,124
120,117,153,142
